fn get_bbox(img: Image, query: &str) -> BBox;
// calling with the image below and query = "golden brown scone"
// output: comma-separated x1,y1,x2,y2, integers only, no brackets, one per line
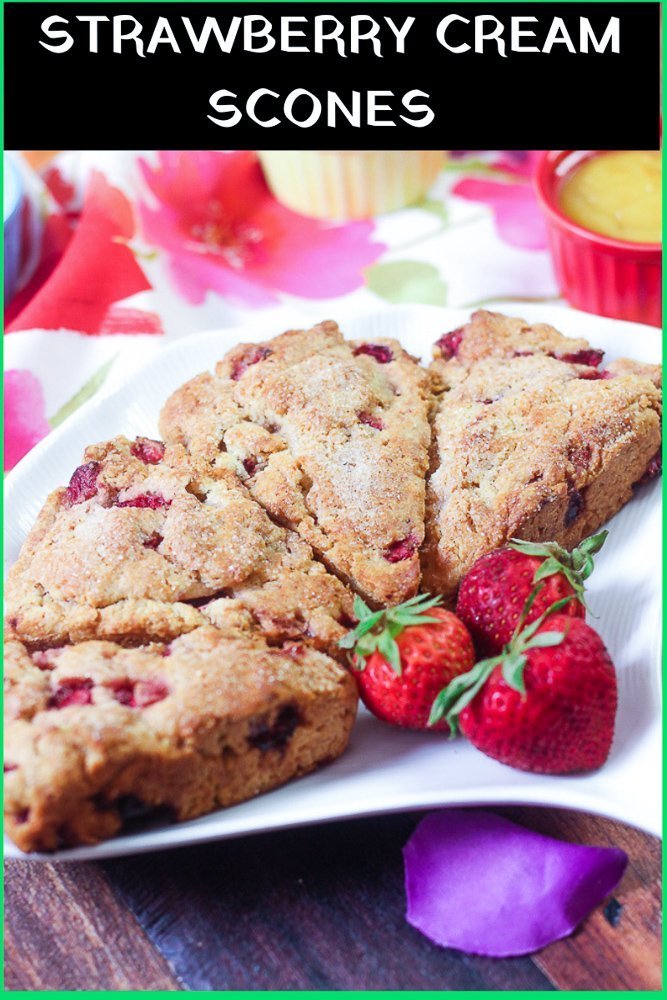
607,357,662,388
5,625,358,853
431,309,596,372
6,436,354,659
160,320,433,607
423,311,662,598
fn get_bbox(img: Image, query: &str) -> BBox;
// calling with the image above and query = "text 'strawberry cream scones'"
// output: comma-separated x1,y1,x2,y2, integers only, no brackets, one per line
422,311,662,598
5,624,357,853
160,321,432,606
6,436,354,659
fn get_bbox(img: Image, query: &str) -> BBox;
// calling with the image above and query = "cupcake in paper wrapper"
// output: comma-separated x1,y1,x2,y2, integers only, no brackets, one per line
258,151,446,220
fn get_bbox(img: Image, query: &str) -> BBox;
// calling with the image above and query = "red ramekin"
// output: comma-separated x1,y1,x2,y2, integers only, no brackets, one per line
534,150,662,328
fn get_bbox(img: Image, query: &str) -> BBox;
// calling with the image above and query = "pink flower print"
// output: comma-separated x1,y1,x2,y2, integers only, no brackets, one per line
138,151,385,307
452,151,547,251
7,171,154,335
4,370,50,470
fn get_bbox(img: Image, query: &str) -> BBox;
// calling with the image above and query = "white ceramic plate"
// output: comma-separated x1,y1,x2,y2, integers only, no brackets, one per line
5,303,662,860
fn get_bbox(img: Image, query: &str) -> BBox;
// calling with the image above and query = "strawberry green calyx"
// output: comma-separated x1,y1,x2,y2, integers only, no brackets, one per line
508,530,607,609
429,594,574,735
338,593,443,674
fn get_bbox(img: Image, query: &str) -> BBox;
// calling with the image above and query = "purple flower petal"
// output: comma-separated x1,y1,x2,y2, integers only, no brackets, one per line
404,810,627,957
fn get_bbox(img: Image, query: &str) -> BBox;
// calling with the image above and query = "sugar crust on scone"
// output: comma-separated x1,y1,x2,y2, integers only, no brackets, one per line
422,311,662,597
5,625,357,853
159,320,433,607
6,436,354,659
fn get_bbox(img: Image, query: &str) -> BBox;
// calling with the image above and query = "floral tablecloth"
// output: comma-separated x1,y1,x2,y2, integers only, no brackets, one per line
5,150,558,470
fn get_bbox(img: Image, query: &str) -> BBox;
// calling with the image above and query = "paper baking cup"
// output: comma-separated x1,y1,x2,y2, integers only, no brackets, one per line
258,151,446,220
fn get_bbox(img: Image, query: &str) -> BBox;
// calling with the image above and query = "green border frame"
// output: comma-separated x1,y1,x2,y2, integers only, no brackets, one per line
0,0,663,994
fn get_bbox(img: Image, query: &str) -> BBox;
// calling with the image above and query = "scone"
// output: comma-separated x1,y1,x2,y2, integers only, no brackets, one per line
5,623,358,852
422,311,662,597
160,320,432,607
6,436,354,658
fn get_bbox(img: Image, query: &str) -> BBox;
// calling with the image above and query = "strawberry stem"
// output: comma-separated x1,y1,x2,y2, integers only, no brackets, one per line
429,657,499,735
508,530,608,611
338,592,443,675
429,593,573,734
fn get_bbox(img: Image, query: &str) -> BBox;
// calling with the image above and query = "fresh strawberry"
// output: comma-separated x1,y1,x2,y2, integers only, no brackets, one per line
430,601,617,774
456,531,607,656
339,594,475,731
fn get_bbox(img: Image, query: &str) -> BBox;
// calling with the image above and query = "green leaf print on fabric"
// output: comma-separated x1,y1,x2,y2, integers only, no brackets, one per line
366,261,447,307
49,355,117,429
417,198,449,222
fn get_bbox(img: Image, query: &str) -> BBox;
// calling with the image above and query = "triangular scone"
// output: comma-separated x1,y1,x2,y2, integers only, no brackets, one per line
5,623,357,852
6,436,354,658
432,308,602,371
422,311,662,598
160,321,432,607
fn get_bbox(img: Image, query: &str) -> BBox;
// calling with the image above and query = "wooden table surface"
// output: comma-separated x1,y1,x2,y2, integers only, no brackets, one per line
5,806,661,991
